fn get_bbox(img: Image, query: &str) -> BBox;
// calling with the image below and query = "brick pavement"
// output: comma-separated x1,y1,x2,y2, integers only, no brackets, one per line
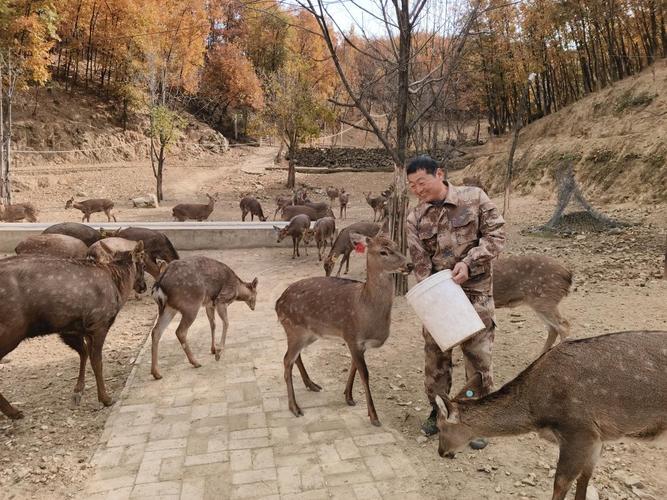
81,249,424,499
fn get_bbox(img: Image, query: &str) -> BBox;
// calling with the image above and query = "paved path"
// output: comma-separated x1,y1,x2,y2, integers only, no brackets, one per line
82,249,423,499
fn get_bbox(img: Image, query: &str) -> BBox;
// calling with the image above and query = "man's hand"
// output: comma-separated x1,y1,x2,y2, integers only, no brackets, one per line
451,261,469,285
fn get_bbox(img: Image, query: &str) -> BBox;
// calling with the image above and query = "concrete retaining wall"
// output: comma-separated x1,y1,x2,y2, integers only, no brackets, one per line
0,222,298,253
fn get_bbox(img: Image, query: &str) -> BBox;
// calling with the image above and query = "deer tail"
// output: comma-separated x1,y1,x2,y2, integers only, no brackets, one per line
151,280,168,315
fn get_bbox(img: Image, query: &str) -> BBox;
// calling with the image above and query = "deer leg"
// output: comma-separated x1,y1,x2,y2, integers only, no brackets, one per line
214,302,229,361
81,214,86,222
536,308,570,353
0,333,24,419
88,330,113,407
174,311,200,369
344,361,357,406
205,304,216,355
295,355,321,391
59,334,89,406
150,306,177,380
551,434,600,500
282,327,315,417
347,343,380,426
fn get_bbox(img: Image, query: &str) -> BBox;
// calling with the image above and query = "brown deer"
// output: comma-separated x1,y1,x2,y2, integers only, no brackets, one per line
326,186,340,205
0,243,146,419
364,192,387,222
0,201,38,222
323,221,381,277
292,188,310,205
149,257,258,379
434,330,667,500
42,222,103,246
281,204,334,222
273,194,294,220
276,232,414,426
303,216,336,261
494,254,572,353
15,234,88,258
239,196,267,221
274,214,311,259
116,227,179,278
338,190,350,219
172,193,218,221
65,197,116,222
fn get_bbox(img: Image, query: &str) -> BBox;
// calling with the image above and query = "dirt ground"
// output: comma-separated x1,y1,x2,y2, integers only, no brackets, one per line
1,146,666,499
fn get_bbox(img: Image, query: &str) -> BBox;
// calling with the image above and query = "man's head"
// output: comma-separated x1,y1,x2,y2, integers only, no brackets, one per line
407,155,447,204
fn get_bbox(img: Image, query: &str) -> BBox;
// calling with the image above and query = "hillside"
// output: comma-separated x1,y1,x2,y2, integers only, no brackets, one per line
463,59,667,203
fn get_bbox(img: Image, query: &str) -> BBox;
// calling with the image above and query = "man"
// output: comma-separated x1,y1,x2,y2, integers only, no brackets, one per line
406,155,505,441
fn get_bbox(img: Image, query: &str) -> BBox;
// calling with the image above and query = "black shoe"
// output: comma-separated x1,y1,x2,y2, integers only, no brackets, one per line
421,406,438,436
469,437,488,450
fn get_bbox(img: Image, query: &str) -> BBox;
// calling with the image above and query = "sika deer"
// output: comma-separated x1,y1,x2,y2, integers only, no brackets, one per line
303,217,336,261
281,204,334,222
276,232,414,426
323,222,380,276
65,197,116,222
494,255,572,352
274,214,311,259
434,330,667,500
326,186,340,205
15,234,88,258
364,192,387,222
117,227,179,278
240,196,267,221
338,190,350,219
172,193,218,221
0,243,146,419
42,222,103,246
149,257,258,379
273,194,294,220
0,201,38,222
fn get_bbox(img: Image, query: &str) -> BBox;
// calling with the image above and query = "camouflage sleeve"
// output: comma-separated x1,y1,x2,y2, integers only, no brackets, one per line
406,210,433,283
462,190,505,274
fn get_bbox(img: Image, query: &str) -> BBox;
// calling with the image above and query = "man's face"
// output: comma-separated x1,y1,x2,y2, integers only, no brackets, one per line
408,168,446,203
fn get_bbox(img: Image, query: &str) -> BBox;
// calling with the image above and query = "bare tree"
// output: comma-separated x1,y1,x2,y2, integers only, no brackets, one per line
0,51,20,204
298,0,482,294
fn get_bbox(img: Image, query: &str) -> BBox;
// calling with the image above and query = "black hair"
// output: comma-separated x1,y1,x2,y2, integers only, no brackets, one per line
406,155,441,176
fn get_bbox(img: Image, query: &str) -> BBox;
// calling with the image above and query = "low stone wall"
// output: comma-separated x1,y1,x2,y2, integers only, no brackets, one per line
0,222,297,253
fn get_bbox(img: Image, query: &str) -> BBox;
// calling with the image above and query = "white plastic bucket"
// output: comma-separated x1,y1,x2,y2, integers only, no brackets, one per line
406,269,485,351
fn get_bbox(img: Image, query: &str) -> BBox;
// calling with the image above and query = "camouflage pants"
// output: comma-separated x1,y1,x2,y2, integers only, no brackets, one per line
422,293,496,403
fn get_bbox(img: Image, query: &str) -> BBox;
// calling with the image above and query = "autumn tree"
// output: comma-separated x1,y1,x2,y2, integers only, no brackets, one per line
0,0,58,202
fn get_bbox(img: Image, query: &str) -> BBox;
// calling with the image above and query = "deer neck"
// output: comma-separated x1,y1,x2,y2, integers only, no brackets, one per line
107,261,136,303
361,260,394,308
459,388,532,437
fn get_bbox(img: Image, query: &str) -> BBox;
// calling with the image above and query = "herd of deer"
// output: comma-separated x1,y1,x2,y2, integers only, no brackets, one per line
0,186,664,500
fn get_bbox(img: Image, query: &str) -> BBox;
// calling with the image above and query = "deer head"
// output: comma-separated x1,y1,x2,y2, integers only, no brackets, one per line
348,232,413,275
272,225,289,243
434,394,474,458
65,197,75,209
302,228,316,245
238,277,259,310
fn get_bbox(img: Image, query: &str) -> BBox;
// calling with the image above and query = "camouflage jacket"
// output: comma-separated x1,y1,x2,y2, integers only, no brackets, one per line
406,182,506,295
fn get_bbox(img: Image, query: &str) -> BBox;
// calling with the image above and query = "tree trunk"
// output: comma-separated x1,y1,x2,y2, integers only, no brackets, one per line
286,142,296,188
156,144,165,202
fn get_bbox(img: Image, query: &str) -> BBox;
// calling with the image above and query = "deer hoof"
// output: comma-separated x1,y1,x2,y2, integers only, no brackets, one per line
289,405,304,417
210,347,216,355
6,408,24,420
345,396,356,406
370,418,382,427
192,362,202,369
215,350,222,361
71,392,83,406
100,397,115,407
152,371,163,380
306,382,322,392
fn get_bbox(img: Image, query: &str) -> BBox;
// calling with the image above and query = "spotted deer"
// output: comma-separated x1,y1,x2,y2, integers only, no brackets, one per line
15,234,88,258
0,243,146,419
303,216,336,261
493,254,572,353
364,192,387,222
338,190,350,219
65,197,116,222
273,195,294,220
323,222,380,276
240,196,267,221
42,222,103,246
0,201,38,222
273,214,311,259
149,257,258,379
276,232,414,426
172,193,218,221
434,330,667,500
326,186,340,205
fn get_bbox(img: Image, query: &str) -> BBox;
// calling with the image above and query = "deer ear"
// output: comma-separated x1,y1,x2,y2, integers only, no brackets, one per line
272,225,281,232
251,277,258,288
349,232,368,253
436,395,460,424
435,395,448,417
